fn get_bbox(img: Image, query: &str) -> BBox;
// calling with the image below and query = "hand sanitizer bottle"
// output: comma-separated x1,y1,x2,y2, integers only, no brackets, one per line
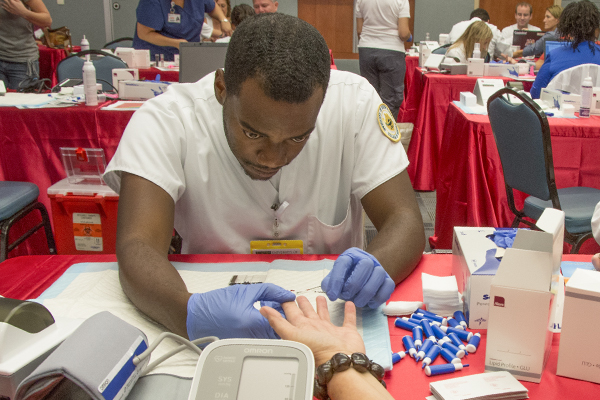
83,60,98,106
80,35,89,52
473,43,481,59
580,76,593,118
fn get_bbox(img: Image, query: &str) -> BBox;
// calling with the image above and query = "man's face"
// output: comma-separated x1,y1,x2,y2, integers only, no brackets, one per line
515,5,532,29
220,77,324,180
253,0,278,14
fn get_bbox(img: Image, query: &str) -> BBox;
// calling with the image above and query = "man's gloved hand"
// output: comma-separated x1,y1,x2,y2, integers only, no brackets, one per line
321,247,395,309
187,283,296,341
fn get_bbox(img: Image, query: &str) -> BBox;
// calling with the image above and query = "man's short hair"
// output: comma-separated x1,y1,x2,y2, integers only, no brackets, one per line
470,8,490,22
225,13,331,103
231,4,255,27
515,2,533,14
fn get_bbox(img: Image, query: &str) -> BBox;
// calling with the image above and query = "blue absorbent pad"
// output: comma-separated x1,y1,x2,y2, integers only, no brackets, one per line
561,261,596,279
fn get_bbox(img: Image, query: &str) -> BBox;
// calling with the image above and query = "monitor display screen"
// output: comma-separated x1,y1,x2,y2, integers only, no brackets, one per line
545,40,568,57
179,42,228,83
512,30,545,49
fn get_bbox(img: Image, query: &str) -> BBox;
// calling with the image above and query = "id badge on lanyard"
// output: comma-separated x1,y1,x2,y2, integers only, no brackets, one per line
168,1,181,23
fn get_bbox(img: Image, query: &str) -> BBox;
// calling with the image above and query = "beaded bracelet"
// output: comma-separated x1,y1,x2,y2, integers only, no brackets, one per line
313,352,386,400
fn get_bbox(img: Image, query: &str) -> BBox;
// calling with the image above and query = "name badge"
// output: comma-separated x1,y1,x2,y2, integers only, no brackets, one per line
250,240,304,254
168,13,181,23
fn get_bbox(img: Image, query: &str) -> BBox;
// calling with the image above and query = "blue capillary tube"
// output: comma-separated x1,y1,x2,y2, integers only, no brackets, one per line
431,324,450,344
415,310,447,326
441,326,473,342
447,332,467,351
440,347,461,364
453,310,468,328
402,335,418,359
421,345,442,368
441,341,466,359
446,317,464,330
412,326,423,350
420,319,437,342
466,333,481,353
415,339,435,362
392,351,406,364
424,363,469,377
394,317,419,332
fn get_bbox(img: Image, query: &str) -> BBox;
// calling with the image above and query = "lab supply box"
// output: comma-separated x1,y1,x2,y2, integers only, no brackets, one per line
484,208,564,383
47,178,118,255
556,268,600,384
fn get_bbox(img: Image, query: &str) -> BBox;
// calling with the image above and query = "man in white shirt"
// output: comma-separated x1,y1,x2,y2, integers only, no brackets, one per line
253,0,277,14
500,2,541,45
104,14,425,342
356,0,411,120
447,8,503,60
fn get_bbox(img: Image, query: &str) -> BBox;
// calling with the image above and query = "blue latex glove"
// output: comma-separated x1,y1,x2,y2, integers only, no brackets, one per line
321,247,395,309
488,228,518,248
187,283,295,341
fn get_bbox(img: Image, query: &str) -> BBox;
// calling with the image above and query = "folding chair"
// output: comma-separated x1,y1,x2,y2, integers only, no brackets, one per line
56,49,128,92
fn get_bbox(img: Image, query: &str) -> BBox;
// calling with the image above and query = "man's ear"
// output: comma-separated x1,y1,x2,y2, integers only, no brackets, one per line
214,69,227,105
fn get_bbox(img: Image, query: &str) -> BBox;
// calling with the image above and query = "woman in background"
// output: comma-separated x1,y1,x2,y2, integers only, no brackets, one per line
445,20,493,63
0,0,52,90
530,0,600,99
202,0,231,41
512,5,562,58
133,0,231,61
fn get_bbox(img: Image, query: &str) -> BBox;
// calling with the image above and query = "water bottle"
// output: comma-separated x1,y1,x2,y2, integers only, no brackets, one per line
580,76,592,118
472,43,481,59
83,60,98,106
80,35,89,52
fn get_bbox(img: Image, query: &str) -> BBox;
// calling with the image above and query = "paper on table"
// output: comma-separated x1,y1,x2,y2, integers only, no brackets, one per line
0,93,55,107
101,100,145,110
429,371,528,400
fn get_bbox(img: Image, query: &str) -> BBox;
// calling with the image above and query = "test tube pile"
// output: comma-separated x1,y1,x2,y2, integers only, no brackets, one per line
391,309,481,377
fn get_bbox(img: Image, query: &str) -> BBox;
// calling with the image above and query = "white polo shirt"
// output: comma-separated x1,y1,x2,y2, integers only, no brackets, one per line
104,70,409,254
355,0,410,52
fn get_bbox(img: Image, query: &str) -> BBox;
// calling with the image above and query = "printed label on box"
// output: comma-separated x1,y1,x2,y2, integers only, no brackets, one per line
73,213,103,251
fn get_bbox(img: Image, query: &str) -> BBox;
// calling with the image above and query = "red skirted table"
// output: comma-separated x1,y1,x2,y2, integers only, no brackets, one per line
432,103,600,250
37,45,81,87
1,253,598,399
397,56,420,122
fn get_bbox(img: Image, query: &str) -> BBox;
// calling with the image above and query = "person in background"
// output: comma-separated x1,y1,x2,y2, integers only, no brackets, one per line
215,4,255,43
0,0,51,90
530,0,600,99
512,5,562,58
356,0,411,120
445,21,493,63
261,296,394,400
253,0,277,14
500,2,540,45
133,0,231,61
447,8,503,60
203,0,231,41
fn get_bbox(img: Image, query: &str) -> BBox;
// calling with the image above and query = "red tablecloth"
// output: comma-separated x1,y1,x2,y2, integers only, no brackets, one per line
138,67,180,82
0,103,134,257
397,56,420,122
37,45,81,87
1,253,598,399
432,103,600,250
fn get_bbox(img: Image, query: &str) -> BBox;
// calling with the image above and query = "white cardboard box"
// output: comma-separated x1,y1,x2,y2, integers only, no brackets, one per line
112,68,139,91
556,268,600,384
467,58,484,77
485,208,564,383
118,80,171,100
452,227,499,329
473,78,504,106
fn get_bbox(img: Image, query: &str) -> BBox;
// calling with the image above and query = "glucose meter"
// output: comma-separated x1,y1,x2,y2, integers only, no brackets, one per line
187,339,314,400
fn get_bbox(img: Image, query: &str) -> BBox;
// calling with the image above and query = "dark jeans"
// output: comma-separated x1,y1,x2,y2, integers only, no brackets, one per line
0,59,39,90
358,48,406,119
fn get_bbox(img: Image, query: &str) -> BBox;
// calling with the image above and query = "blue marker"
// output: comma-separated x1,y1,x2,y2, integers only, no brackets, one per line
441,326,473,342
440,347,461,364
431,324,449,343
441,341,466,359
420,319,437,342
421,345,442,368
466,333,481,353
412,326,423,350
392,351,406,364
447,332,467,351
415,339,435,362
446,317,464,330
402,335,418,359
424,363,469,377
394,317,419,331
453,310,468,328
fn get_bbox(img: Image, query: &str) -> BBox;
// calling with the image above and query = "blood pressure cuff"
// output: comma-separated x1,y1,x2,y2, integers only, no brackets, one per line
15,311,149,400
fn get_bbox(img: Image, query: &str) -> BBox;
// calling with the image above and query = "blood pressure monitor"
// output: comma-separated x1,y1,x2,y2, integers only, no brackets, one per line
187,339,315,400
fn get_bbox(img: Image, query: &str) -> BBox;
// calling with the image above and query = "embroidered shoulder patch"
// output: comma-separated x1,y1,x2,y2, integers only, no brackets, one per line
377,104,400,142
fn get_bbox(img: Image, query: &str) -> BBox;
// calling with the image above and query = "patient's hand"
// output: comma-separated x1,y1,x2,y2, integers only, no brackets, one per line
592,253,600,271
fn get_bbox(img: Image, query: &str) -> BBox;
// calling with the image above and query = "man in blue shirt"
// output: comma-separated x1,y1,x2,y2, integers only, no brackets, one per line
133,0,232,61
